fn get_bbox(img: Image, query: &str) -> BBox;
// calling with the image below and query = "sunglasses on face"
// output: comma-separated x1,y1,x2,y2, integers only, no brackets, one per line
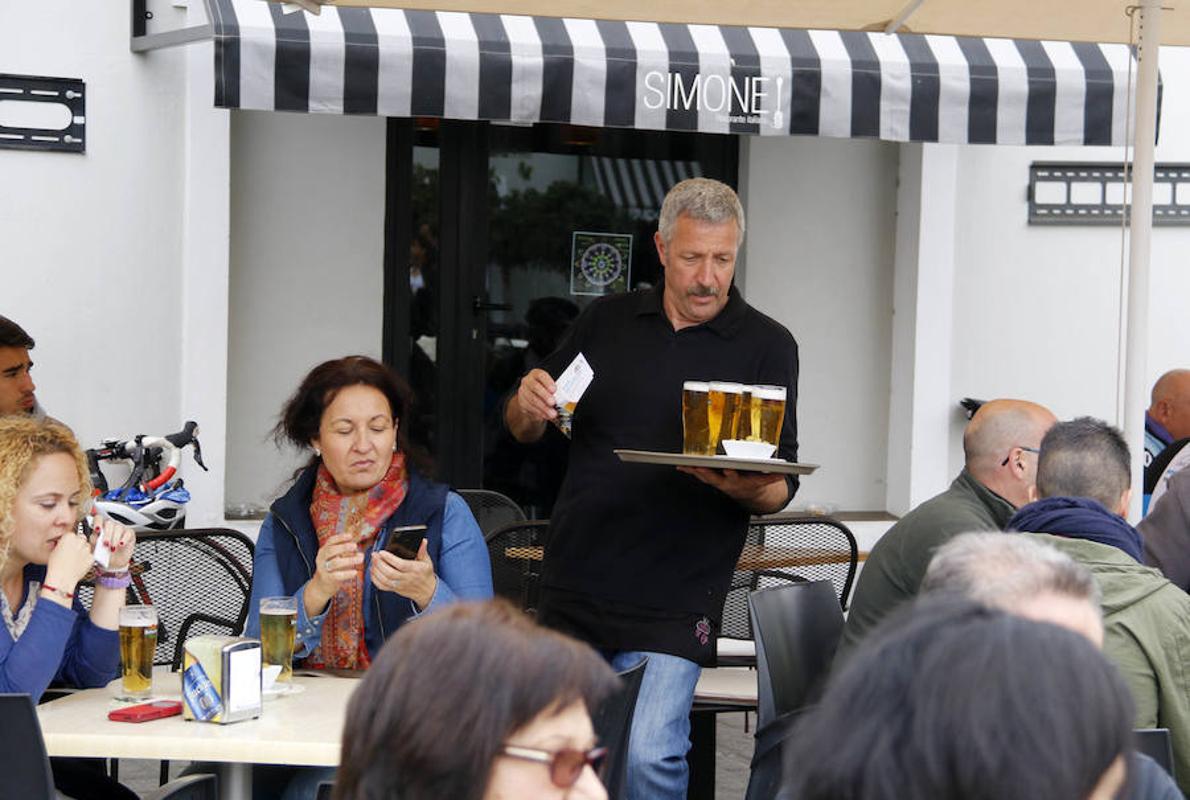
500,744,608,788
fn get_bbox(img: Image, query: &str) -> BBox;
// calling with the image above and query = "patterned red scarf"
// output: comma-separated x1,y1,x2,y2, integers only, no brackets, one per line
305,452,408,670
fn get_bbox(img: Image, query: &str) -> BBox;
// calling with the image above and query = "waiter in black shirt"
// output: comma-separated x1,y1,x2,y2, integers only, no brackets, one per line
505,178,799,800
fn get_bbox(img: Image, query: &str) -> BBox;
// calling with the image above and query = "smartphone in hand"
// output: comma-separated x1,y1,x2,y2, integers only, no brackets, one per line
385,525,428,560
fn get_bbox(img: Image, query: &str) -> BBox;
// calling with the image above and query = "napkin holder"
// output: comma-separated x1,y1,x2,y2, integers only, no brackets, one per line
181,635,263,724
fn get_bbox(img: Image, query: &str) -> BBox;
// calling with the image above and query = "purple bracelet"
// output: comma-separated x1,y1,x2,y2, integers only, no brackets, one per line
96,571,132,590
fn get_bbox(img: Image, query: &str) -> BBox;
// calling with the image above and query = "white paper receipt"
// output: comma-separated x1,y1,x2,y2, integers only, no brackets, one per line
91,521,112,569
553,354,594,437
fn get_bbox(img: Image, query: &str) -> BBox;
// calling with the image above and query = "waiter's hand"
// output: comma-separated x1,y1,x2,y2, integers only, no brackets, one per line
678,467,789,514
507,368,557,443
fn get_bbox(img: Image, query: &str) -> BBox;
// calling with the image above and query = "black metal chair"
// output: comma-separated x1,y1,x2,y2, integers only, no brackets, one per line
0,694,218,800
591,657,648,800
717,515,858,666
484,520,551,614
78,528,255,670
457,488,528,537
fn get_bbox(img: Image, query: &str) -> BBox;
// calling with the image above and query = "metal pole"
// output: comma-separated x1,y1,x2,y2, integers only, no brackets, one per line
1124,0,1162,521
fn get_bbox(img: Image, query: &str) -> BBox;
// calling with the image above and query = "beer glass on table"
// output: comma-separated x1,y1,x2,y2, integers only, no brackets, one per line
118,604,157,700
708,382,745,454
682,381,712,455
750,385,787,448
260,596,298,683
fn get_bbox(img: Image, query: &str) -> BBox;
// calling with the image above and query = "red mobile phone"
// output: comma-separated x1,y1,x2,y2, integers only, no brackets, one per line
108,700,183,723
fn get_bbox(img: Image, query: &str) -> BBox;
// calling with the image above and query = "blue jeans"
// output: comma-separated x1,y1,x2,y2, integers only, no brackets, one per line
608,651,702,800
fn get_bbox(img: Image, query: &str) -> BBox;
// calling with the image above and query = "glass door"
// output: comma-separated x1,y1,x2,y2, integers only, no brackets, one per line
384,120,737,509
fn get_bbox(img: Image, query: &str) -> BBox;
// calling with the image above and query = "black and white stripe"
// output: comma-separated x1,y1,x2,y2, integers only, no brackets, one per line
206,0,1143,146
588,157,702,216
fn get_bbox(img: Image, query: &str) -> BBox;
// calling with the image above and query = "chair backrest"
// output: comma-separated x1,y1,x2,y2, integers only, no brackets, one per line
78,528,255,669
0,694,56,800
457,489,528,537
718,515,857,665
484,520,551,614
591,657,648,800
314,781,335,800
749,580,844,728
744,709,802,800
1136,728,1175,778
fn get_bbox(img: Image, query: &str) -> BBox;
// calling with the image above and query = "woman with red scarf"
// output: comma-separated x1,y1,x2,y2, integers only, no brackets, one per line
246,355,493,673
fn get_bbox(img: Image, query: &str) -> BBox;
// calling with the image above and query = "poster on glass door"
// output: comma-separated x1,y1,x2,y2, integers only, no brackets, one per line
570,231,632,297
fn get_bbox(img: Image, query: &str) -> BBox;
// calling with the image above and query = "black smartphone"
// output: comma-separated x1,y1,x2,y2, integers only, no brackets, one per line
385,524,428,560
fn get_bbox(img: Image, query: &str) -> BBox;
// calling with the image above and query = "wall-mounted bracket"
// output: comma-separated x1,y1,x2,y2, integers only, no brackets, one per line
0,74,86,153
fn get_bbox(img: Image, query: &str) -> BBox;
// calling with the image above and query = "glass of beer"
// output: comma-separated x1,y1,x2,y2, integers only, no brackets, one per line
260,596,298,684
751,384,788,447
118,604,157,700
708,382,745,454
682,381,712,455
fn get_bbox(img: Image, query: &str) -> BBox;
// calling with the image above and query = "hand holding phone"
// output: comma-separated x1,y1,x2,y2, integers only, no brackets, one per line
108,700,183,723
385,525,428,561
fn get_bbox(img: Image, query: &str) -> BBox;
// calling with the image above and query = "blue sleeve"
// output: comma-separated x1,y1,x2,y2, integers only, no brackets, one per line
417,493,494,615
246,514,328,660
0,596,77,702
55,604,119,690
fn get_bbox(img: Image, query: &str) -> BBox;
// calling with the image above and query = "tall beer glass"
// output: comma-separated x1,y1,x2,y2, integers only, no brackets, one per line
260,596,298,683
682,381,712,455
737,386,756,441
118,605,157,699
752,385,788,447
708,382,745,453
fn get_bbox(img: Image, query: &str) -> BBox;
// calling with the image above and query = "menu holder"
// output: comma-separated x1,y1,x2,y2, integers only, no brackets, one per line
614,449,818,475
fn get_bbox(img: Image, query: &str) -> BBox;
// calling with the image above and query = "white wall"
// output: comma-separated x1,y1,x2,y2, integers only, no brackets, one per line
944,46,1190,478
0,2,188,453
224,110,387,510
742,135,899,512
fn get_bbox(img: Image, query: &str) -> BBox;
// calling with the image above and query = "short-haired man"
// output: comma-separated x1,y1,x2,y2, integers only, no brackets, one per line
1010,417,1190,794
0,315,40,417
838,399,1056,657
505,178,799,800
1145,369,1190,512
922,532,1182,800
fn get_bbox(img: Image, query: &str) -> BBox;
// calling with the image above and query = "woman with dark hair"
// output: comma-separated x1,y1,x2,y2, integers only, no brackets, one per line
247,355,493,668
783,598,1134,800
335,599,619,800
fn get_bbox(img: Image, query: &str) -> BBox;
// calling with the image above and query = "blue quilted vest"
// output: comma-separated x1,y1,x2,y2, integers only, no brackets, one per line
267,464,448,659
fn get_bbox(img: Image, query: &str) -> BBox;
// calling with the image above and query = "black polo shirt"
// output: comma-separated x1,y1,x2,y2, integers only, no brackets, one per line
531,283,799,663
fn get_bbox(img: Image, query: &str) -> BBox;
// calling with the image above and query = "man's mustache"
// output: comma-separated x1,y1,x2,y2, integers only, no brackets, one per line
687,285,720,298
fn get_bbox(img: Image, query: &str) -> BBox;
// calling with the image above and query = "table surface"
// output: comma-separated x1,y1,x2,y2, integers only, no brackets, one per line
37,668,359,767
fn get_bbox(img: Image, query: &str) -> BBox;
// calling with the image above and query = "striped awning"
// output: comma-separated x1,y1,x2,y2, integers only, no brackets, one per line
587,157,702,217
205,0,1145,146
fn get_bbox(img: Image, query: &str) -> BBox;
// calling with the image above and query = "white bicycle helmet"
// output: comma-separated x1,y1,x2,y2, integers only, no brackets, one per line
93,487,190,532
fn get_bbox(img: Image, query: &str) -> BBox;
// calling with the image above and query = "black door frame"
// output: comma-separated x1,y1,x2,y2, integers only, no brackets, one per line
383,120,739,488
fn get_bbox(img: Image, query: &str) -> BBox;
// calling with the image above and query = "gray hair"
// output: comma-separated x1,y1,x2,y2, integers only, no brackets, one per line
657,178,745,245
1037,417,1131,510
923,532,1101,611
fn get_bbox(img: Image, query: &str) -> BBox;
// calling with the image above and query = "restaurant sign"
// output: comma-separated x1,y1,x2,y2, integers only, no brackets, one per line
642,71,784,129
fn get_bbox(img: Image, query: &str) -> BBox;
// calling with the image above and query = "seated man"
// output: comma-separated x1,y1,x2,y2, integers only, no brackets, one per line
921,532,1181,800
0,315,40,417
1140,467,1190,592
1009,417,1190,794
838,399,1055,660
1145,369,1190,512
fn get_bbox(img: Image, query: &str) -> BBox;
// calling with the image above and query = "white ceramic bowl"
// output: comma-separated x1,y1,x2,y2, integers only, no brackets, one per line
722,439,777,459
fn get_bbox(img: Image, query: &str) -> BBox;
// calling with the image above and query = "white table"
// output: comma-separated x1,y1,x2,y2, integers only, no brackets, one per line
37,668,359,800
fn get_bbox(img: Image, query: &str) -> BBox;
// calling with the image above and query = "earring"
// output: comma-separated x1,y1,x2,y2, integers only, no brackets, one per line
314,447,321,457
392,443,398,452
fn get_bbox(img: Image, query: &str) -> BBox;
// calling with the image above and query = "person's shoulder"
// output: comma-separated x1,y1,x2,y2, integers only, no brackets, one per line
740,301,797,345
